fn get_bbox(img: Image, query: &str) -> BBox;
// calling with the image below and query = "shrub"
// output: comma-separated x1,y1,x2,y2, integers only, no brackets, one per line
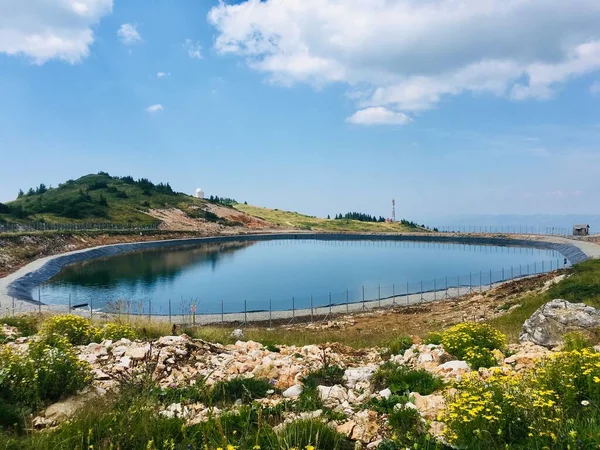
275,419,347,450
441,322,506,360
211,377,273,405
371,362,443,396
424,332,443,345
301,365,345,389
0,347,38,407
28,337,91,403
463,346,497,370
97,322,137,341
386,335,413,356
0,337,91,410
40,314,99,346
1,316,39,337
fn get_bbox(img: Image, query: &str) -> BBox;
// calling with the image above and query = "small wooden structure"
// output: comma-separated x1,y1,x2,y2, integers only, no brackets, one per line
573,224,590,236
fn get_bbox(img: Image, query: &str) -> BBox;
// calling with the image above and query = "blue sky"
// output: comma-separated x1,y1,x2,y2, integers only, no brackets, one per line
1,0,599,224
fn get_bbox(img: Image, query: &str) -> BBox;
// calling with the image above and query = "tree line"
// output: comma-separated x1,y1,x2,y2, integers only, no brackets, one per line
333,212,386,222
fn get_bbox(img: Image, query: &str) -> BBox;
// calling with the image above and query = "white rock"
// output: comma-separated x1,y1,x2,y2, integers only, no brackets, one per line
282,384,304,398
344,366,375,389
231,329,244,339
437,360,470,372
378,388,392,399
317,385,348,405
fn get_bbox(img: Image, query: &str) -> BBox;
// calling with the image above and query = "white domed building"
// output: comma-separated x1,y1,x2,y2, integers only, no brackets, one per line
194,188,204,199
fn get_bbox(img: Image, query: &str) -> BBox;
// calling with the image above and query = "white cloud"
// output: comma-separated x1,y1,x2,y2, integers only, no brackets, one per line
185,39,202,59
346,107,412,126
592,81,600,95
0,0,113,64
208,0,600,116
117,23,141,45
157,72,170,78
145,104,163,113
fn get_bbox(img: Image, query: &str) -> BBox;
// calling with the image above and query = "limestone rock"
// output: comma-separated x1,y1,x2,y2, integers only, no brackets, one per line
344,366,376,389
317,384,348,406
282,384,303,399
520,299,600,348
412,393,445,421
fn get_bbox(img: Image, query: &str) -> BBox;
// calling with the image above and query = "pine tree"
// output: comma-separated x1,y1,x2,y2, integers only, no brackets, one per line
17,189,24,198
327,214,331,219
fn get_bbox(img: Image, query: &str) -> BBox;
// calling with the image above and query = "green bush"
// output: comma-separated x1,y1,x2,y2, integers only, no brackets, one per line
97,322,137,341
301,365,345,389
386,336,413,355
424,332,443,345
211,377,273,405
275,419,348,450
371,362,443,396
40,315,99,346
441,322,506,360
463,346,498,370
28,337,91,404
1,316,39,337
0,336,91,411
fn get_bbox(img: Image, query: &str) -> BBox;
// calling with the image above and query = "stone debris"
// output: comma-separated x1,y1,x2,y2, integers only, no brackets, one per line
9,322,577,444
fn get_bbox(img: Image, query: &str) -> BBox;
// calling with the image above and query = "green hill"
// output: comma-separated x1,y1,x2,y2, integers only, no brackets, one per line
234,204,428,233
0,172,210,225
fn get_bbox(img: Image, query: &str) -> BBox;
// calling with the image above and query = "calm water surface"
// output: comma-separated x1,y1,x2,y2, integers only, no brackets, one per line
41,239,565,313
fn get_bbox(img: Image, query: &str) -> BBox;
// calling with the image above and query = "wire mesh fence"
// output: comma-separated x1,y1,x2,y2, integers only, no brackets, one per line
1,257,568,326
0,222,161,233
435,225,571,235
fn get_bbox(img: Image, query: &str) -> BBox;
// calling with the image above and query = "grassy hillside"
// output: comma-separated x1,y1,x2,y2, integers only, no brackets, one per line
234,204,428,233
0,173,210,225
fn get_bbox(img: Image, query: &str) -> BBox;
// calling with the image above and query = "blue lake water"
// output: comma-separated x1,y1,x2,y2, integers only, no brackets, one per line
41,239,566,314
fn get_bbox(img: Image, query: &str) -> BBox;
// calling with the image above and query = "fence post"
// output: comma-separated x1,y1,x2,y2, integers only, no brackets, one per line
168,299,172,324
346,289,349,313
221,299,224,326
392,283,396,305
362,286,365,310
244,299,247,325
329,292,332,315
420,280,424,302
269,299,272,328
68,294,71,312
90,297,93,321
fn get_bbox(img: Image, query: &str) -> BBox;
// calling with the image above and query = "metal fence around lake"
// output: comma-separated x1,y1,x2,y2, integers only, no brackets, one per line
1,257,569,326
435,225,574,235
0,222,161,233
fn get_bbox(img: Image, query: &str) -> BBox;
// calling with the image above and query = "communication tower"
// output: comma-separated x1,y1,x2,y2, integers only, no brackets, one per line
392,199,396,222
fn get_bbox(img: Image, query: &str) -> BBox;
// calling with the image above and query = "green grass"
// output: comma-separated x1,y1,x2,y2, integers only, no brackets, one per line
234,204,428,233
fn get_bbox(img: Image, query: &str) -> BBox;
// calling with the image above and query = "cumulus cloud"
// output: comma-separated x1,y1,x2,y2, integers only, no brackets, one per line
157,72,170,78
208,0,600,117
185,39,202,59
0,0,113,64
117,23,141,45
145,104,163,113
346,107,412,126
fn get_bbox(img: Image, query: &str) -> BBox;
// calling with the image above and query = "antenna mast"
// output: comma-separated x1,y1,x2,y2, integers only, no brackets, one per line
392,199,396,222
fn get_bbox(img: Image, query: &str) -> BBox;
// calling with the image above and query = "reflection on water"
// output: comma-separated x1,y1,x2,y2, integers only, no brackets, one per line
51,241,256,289
42,239,565,313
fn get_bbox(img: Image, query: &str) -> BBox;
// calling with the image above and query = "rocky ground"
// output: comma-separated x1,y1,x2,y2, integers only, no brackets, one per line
2,321,591,447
